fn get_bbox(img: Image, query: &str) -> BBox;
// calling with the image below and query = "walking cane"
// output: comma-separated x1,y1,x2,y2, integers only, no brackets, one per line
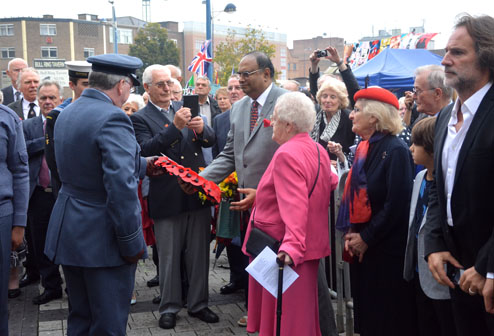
276,257,284,336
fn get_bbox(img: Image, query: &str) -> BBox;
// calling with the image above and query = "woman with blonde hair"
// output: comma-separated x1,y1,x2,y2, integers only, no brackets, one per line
338,87,416,336
311,77,355,164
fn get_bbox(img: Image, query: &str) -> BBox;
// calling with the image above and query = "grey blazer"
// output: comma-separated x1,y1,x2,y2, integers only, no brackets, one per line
200,84,286,188
404,169,450,300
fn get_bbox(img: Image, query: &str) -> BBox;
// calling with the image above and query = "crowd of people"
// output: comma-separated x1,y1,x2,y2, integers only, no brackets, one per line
1,12,494,336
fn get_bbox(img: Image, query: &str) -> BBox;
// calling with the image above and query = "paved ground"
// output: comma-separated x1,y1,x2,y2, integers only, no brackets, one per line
8,243,350,336
8,243,253,336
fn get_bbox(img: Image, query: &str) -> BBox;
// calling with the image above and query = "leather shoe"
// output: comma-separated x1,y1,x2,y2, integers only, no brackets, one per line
8,288,21,299
159,313,176,329
147,275,159,287
220,282,241,295
19,273,40,288
188,307,219,323
32,290,62,305
152,295,161,304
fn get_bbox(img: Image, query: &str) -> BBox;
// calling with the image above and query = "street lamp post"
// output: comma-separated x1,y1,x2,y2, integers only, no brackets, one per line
205,1,236,82
109,0,118,54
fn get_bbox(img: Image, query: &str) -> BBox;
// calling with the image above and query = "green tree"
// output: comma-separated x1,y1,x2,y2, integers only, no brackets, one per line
129,22,180,90
214,26,276,86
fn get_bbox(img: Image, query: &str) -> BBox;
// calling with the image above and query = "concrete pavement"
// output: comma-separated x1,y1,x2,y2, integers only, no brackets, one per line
8,243,252,335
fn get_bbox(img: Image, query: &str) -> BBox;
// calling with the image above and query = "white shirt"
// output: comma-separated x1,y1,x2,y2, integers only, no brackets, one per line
21,98,40,120
199,97,212,127
441,83,493,278
249,83,273,118
12,87,22,102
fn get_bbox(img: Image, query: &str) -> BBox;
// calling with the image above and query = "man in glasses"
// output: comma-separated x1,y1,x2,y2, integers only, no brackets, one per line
403,65,453,129
199,51,286,326
130,64,217,330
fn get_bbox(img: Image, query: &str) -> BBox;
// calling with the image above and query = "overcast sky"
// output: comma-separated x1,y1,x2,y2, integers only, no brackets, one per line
3,0,493,48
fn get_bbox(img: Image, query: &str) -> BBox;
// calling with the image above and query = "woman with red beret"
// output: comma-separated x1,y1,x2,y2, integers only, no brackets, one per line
337,87,417,335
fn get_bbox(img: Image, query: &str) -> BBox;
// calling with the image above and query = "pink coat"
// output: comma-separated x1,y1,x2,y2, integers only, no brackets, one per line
243,132,338,267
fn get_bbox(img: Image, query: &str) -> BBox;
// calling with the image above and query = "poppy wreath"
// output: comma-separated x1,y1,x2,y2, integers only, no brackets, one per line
154,155,221,204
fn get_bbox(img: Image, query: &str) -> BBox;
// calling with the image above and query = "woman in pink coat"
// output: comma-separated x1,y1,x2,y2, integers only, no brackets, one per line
242,92,338,336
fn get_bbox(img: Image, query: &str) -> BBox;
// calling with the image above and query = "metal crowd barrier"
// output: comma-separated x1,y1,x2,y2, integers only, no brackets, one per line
324,170,354,335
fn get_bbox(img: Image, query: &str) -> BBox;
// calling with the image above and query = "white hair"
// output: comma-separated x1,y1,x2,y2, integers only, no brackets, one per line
165,64,181,78
16,67,39,87
125,94,145,110
142,64,171,85
275,92,316,133
171,78,182,90
8,58,27,71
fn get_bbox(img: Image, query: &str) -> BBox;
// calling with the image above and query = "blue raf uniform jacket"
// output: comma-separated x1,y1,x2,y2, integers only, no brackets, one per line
44,88,147,267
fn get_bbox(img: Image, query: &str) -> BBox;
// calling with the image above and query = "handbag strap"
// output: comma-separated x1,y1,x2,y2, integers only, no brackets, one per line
252,143,321,222
308,144,321,198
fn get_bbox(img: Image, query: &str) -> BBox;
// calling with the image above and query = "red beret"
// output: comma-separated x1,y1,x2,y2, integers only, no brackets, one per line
354,87,399,110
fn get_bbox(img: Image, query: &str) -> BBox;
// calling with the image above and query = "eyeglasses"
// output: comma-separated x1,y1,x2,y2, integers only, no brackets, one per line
149,81,174,89
412,87,435,95
123,78,136,93
236,69,262,79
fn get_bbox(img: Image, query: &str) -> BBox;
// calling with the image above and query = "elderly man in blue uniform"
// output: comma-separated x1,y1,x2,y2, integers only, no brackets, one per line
0,104,29,335
44,54,162,335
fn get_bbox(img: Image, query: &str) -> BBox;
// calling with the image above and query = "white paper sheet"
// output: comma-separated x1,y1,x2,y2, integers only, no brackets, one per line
245,246,299,298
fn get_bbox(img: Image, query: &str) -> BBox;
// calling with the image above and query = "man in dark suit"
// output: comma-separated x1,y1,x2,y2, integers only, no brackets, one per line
424,14,494,336
22,80,63,305
44,54,156,335
7,68,40,120
1,58,27,105
130,64,217,330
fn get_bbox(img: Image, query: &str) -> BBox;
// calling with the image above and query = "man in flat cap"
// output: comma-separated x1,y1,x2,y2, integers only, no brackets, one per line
44,54,161,335
45,60,90,197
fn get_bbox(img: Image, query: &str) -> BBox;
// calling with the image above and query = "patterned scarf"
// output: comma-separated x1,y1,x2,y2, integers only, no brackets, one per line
336,132,385,233
310,109,341,143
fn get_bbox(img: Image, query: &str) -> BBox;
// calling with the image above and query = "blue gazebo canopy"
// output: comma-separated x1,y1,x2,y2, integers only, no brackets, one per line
353,48,443,90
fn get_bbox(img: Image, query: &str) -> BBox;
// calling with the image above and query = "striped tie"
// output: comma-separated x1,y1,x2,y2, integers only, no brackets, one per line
250,101,259,133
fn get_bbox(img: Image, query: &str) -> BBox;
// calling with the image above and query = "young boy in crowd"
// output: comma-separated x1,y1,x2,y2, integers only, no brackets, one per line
404,117,456,336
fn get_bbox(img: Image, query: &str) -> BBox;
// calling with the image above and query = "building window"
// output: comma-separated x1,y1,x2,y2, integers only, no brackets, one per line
280,48,286,57
40,24,57,36
195,40,203,52
1,47,15,59
292,63,296,70
287,64,290,71
41,47,58,58
109,28,133,44
170,39,177,45
0,24,14,36
83,48,95,58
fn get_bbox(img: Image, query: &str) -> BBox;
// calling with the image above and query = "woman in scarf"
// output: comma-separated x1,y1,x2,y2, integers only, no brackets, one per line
337,87,416,336
310,77,355,165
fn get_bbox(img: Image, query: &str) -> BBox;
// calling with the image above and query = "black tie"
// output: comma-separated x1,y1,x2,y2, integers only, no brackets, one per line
28,103,36,119
15,91,21,102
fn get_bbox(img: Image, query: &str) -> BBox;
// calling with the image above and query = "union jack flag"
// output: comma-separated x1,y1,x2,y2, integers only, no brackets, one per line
188,40,212,76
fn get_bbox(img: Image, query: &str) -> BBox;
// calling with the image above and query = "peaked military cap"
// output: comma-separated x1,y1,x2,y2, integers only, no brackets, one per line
87,53,143,86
